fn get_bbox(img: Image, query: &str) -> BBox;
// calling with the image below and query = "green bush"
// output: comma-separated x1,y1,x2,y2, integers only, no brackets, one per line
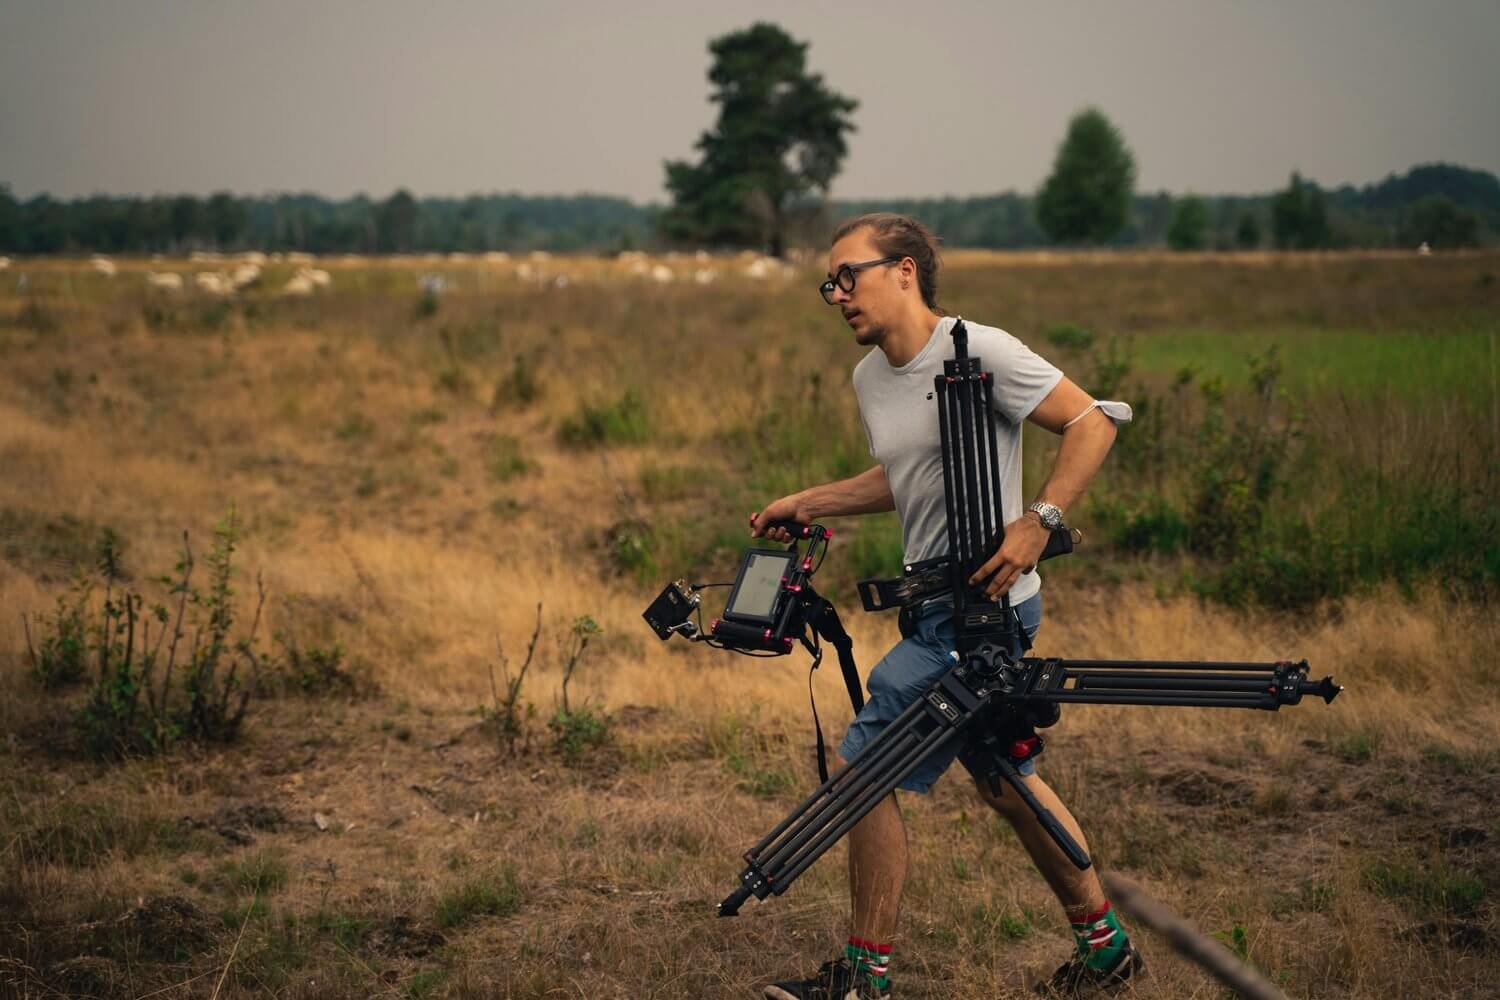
25,512,268,758
557,388,651,447
25,588,89,689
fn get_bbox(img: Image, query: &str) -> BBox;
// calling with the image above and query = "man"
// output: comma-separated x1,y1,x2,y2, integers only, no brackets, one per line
750,213,1138,999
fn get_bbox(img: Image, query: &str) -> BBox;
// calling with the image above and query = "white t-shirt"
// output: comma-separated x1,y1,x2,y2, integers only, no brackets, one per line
853,316,1063,606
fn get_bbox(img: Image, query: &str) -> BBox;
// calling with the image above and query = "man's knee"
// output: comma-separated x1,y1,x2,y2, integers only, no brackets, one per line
974,773,1036,823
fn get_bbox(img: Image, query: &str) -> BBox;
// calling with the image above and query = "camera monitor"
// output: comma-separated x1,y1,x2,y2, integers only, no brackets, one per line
725,549,796,624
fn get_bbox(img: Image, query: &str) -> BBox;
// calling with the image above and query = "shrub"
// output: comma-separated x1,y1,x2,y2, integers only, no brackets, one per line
557,388,650,448
25,511,269,758
492,355,542,410
24,588,90,690
489,434,533,481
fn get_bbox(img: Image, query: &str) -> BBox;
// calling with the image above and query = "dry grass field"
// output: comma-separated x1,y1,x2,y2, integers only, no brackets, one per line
1,250,1497,999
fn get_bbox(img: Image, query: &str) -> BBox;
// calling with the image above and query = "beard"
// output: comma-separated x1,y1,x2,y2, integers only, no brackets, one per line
853,319,886,347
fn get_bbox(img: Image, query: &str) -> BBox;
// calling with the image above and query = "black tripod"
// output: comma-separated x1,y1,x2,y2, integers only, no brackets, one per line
717,319,1341,916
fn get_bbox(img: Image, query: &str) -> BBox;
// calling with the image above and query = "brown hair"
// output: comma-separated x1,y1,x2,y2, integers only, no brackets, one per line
831,212,944,311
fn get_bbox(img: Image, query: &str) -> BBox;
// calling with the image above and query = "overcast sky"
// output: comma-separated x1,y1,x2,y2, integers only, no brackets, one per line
2,1,1497,204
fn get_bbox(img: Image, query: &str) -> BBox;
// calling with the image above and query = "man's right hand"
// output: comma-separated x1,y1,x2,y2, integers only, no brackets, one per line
749,494,809,541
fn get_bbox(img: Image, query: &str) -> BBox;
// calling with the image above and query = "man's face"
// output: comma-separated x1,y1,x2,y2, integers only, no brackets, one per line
827,229,902,347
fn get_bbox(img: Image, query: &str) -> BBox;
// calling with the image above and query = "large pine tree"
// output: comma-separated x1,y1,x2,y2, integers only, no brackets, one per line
1036,108,1137,244
661,23,857,256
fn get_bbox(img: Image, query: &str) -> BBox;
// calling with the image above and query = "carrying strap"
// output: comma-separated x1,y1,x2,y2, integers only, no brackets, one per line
803,597,864,783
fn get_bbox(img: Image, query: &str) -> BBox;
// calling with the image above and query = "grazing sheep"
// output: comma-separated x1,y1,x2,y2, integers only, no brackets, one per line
744,258,773,279
418,273,448,295
553,274,571,289
528,250,552,262
447,252,471,262
189,250,222,263
195,271,234,296
516,263,536,282
0,256,10,271
231,264,262,289
91,255,117,277
694,268,716,285
281,273,315,297
146,271,184,291
239,251,268,266
300,267,332,288
483,251,511,263
651,265,674,284
1418,242,1432,256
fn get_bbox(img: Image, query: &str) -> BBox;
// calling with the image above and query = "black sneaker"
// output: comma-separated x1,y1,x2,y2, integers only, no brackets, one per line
763,957,890,1000
1032,942,1145,996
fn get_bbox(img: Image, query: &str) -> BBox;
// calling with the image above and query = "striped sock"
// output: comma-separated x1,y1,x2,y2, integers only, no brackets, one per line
1071,902,1129,971
844,936,892,991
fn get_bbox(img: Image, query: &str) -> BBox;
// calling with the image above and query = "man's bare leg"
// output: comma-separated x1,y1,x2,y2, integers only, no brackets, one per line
975,770,1105,918
839,754,909,941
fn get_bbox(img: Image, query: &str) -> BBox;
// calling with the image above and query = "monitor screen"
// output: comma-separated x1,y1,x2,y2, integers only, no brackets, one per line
726,551,793,622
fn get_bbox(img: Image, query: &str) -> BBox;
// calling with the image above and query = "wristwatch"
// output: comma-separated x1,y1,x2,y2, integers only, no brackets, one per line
1026,501,1066,531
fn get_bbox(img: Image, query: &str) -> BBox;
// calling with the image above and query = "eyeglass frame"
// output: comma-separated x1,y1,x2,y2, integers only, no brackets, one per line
819,255,905,305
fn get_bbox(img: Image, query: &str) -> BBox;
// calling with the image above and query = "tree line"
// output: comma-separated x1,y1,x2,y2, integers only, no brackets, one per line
3,163,1492,257
1,19,1494,257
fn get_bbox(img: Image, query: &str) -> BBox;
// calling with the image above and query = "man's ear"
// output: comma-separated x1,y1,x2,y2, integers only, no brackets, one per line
900,257,917,286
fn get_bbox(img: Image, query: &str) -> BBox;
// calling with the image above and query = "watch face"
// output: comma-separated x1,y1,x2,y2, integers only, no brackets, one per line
1031,503,1063,529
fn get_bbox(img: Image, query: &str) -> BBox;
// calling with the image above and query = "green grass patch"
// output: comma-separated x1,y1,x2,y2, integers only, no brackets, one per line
435,864,523,927
557,387,651,447
1128,325,1499,400
13,799,195,867
221,850,291,895
1363,858,1486,919
489,434,533,481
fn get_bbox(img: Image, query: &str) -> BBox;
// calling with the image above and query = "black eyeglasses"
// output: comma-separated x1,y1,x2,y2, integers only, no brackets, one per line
819,255,902,305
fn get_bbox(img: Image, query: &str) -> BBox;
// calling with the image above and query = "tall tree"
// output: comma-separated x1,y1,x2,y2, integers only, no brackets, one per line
376,189,418,252
1271,172,1331,249
202,192,246,249
1036,108,1136,244
662,22,857,256
1166,195,1209,250
1398,194,1481,249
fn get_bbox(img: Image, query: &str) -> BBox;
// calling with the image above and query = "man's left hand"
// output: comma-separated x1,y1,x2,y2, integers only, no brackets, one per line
968,515,1050,600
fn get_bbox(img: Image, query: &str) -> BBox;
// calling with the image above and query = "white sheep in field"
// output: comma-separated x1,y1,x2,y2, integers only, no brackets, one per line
299,267,332,288
0,256,11,271
694,268,716,285
483,251,510,263
231,264,262,289
744,258,773,279
195,271,234,296
239,251,268,266
651,265,674,284
146,271,183,291
91,255,117,277
281,273,315,297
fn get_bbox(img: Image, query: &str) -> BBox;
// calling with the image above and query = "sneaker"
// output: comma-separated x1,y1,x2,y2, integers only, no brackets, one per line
1032,942,1145,996
763,957,890,1000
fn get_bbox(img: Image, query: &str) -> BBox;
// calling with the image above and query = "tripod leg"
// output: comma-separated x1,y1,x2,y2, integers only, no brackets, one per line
987,755,1092,871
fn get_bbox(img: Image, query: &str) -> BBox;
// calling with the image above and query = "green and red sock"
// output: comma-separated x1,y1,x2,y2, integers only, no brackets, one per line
1071,902,1129,970
845,936,892,991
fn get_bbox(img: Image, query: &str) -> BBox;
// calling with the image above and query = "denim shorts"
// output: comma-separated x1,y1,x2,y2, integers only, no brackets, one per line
837,593,1043,795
